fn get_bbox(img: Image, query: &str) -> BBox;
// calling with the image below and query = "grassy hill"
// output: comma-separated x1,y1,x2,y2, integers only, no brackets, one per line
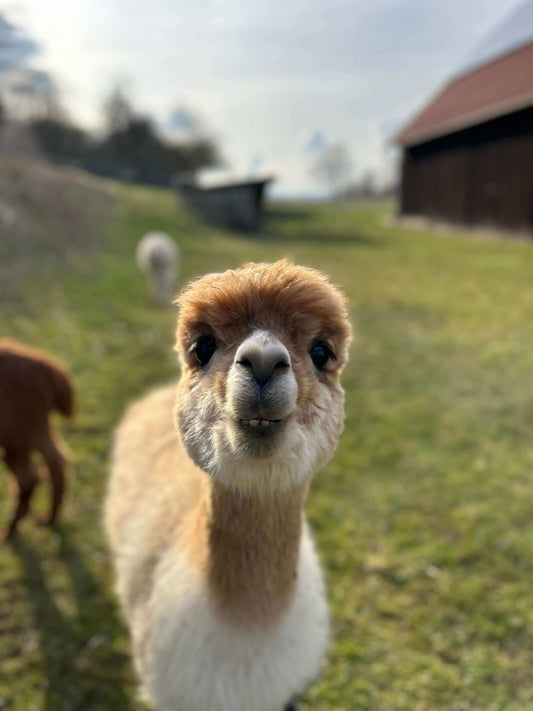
0,170,532,710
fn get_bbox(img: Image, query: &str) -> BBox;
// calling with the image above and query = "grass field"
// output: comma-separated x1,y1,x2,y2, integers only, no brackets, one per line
1,178,533,711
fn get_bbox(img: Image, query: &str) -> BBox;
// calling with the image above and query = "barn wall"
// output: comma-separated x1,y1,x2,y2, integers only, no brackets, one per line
400,107,533,231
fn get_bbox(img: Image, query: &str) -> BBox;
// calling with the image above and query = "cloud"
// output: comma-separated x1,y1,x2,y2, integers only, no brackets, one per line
7,0,523,195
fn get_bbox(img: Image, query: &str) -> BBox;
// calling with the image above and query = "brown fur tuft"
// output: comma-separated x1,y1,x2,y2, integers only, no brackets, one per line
176,259,352,363
48,363,75,417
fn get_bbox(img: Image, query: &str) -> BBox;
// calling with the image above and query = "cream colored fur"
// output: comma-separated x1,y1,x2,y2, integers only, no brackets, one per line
136,231,180,305
105,261,351,711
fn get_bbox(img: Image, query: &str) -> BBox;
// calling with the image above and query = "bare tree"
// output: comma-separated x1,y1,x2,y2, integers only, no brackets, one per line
312,142,353,197
103,86,134,136
0,14,38,76
0,13,47,123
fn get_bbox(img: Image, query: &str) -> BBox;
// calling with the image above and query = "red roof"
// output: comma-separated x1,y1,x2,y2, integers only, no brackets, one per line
396,41,533,146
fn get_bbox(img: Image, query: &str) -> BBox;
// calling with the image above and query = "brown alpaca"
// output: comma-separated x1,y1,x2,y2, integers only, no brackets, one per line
0,339,74,536
106,260,351,711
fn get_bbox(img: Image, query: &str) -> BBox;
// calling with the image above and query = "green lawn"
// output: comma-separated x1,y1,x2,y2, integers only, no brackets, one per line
1,181,532,710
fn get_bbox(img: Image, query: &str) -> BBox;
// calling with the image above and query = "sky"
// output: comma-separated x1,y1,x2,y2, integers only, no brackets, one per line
3,0,526,197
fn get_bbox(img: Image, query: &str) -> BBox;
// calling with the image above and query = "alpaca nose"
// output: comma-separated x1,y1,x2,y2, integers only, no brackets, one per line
235,331,291,385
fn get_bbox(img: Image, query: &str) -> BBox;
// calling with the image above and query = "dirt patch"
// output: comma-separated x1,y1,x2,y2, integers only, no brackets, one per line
388,214,533,241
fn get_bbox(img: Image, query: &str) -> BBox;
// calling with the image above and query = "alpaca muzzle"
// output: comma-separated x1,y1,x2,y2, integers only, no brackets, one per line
228,330,298,432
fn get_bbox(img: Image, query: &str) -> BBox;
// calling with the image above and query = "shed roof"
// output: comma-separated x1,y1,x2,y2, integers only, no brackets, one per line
396,41,533,146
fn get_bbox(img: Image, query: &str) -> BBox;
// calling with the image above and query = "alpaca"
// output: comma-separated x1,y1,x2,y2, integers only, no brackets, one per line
0,339,74,536
136,231,180,306
105,260,351,711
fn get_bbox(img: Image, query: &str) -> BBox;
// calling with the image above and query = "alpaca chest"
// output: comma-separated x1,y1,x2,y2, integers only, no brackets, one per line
134,534,329,711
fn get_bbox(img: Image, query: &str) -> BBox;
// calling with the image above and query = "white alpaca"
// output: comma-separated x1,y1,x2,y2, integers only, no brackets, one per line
105,260,351,711
136,231,180,306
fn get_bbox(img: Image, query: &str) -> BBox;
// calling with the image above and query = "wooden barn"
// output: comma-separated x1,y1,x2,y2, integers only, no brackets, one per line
396,40,533,232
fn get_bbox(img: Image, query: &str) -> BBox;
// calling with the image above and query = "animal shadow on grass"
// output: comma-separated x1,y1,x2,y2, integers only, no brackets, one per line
8,530,137,711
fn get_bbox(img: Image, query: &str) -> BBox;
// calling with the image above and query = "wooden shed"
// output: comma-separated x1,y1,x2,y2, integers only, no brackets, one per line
176,177,272,232
396,41,533,232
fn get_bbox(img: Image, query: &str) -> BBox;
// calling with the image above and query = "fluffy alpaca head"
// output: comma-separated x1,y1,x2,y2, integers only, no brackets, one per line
175,260,351,494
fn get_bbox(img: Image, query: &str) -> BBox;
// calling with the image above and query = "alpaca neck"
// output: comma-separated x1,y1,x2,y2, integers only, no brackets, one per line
204,478,307,629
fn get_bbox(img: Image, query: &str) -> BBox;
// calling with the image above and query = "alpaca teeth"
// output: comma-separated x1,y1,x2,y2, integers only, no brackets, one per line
241,419,271,427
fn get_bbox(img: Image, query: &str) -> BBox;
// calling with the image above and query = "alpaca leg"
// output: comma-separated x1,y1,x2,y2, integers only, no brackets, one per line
38,437,66,526
154,269,168,305
161,265,176,305
3,449,39,536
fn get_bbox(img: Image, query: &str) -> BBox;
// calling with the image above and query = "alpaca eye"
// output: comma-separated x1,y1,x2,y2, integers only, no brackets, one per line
194,335,217,365
309,341,336,371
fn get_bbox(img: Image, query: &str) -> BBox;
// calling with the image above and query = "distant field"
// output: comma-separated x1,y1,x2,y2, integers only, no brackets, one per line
1,175,532,710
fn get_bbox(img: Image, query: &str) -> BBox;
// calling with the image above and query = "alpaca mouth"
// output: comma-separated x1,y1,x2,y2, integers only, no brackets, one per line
237,417,284,439
240,418,281,428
